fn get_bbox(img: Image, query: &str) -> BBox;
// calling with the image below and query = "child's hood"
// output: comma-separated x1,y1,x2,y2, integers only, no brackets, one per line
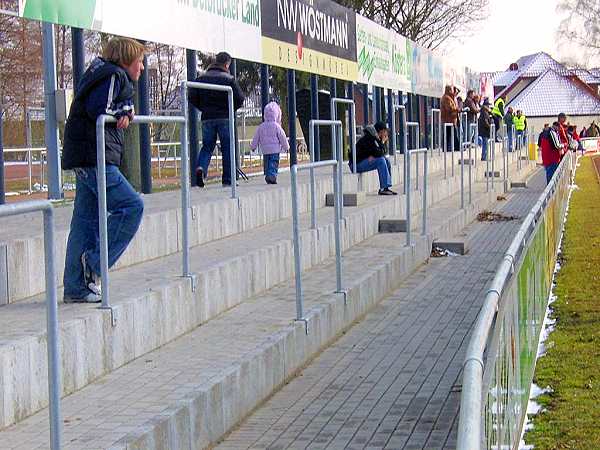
264,102,282,124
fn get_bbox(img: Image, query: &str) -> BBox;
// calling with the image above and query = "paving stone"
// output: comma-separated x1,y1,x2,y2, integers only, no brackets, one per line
216,171,546,450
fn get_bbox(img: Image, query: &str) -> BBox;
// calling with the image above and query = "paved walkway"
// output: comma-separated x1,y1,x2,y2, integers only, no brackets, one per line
216,171,546,450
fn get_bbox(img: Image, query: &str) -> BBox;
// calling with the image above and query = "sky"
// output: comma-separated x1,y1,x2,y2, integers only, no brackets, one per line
444,0,566,73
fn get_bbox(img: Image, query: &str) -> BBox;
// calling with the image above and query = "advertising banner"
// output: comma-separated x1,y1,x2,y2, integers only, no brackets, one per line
409,43,444,97
260,0,357,80
355,15,410,92
15,0,475,96
19,0,263,63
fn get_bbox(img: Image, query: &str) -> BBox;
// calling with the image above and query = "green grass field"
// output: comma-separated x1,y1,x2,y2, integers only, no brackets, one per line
525,156,600,449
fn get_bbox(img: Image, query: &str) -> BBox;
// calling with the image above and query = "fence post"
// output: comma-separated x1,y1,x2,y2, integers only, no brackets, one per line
287,69,297,165
186,50,199,178
43,206,62,450
422,150,428,235
41,22,63,200
179,84,191,279
310,74,320,161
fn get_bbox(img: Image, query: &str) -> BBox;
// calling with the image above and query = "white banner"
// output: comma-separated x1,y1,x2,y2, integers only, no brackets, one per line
356,15,410,92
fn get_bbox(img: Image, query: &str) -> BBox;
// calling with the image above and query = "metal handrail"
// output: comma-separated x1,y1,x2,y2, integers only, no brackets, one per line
456,151,573,450
444,123,455,179
405,121,420,193
0,200,61,449
96,113,192,317
406,148,428,246
331,97,357,174
307,119,343,229
290,159,343,332
183,81,237,199
391,104,406,166
431,108,442,155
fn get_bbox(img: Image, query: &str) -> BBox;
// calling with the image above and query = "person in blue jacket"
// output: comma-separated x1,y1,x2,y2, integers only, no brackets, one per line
61,37,146,303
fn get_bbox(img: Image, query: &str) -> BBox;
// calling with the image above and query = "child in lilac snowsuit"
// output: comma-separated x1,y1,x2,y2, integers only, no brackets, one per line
250,102,290,184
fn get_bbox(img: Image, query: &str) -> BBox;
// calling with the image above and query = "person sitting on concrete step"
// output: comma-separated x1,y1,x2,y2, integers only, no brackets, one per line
350,121,397,196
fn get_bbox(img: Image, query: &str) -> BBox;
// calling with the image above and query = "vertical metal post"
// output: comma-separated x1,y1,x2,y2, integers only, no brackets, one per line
231,59,241,175
186,50,199,176
335,124,344,222
406,151,412,247
139,52,152,194
261,64,270,172
346,82,356,168
43,207,62,450
415,125,420,190
362,84,369,126
451,125,455,176
329,78,337,159
350,102,357,177
70,27,85,93
310,74,320,161
460,141,465,209
227,90,236,199
422,150,428,236
26,109,33,193
376,87,383,122
290,166,303,320
309,123,317,229
180,84,191,278
333,145,343,294
444,123,451,180
391,101,398,166
42,22,63,200
486,138,490,193
287,69,297,165
96,116,110,309
506,136,510,190
468,144,473,204
491,124,496,190
0,102,4,205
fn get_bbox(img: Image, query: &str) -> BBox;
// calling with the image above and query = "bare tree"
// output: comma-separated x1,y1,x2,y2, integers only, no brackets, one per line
557,0,600,65
337,0,490,50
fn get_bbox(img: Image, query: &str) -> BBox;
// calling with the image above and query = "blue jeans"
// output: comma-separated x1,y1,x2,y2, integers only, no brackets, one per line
263,153,280,178
63,166,144,297
545,163,559,184
356,157,392,190
481,137,489,161
516,130,525,149
507,128,514,151
197,119,232,184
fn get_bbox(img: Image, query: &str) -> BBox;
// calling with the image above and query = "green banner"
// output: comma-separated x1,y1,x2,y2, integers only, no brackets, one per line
21,0,97,28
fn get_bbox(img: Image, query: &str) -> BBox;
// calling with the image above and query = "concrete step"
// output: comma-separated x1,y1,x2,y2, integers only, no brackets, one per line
0,176,517,450
0,153,455,305
0,156,537,431
325,191,366,207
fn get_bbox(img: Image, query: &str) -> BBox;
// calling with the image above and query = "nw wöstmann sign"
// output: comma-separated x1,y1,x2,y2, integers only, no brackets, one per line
261,0,358,80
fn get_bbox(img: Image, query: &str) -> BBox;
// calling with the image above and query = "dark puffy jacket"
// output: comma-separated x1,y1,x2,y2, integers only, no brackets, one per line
478,107,492,139
352,126,386,165
62,58,134,169
189,65,245,120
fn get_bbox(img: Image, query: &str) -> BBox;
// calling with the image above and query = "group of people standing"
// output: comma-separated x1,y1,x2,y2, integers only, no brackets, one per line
440,87,529,162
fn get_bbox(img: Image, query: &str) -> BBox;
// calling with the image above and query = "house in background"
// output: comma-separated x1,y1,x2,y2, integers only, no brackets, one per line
481,52,600,132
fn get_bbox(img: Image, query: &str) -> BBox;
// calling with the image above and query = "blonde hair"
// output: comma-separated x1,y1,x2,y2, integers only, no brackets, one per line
102,37,146,66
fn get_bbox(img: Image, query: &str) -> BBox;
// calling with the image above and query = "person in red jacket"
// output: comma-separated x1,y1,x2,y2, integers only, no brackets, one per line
557,112,569,149
539,122,565,184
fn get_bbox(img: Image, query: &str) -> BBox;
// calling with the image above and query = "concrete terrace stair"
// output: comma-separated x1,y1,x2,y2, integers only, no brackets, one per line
1,152,453,305
0,153,536,432
0,168,541,450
